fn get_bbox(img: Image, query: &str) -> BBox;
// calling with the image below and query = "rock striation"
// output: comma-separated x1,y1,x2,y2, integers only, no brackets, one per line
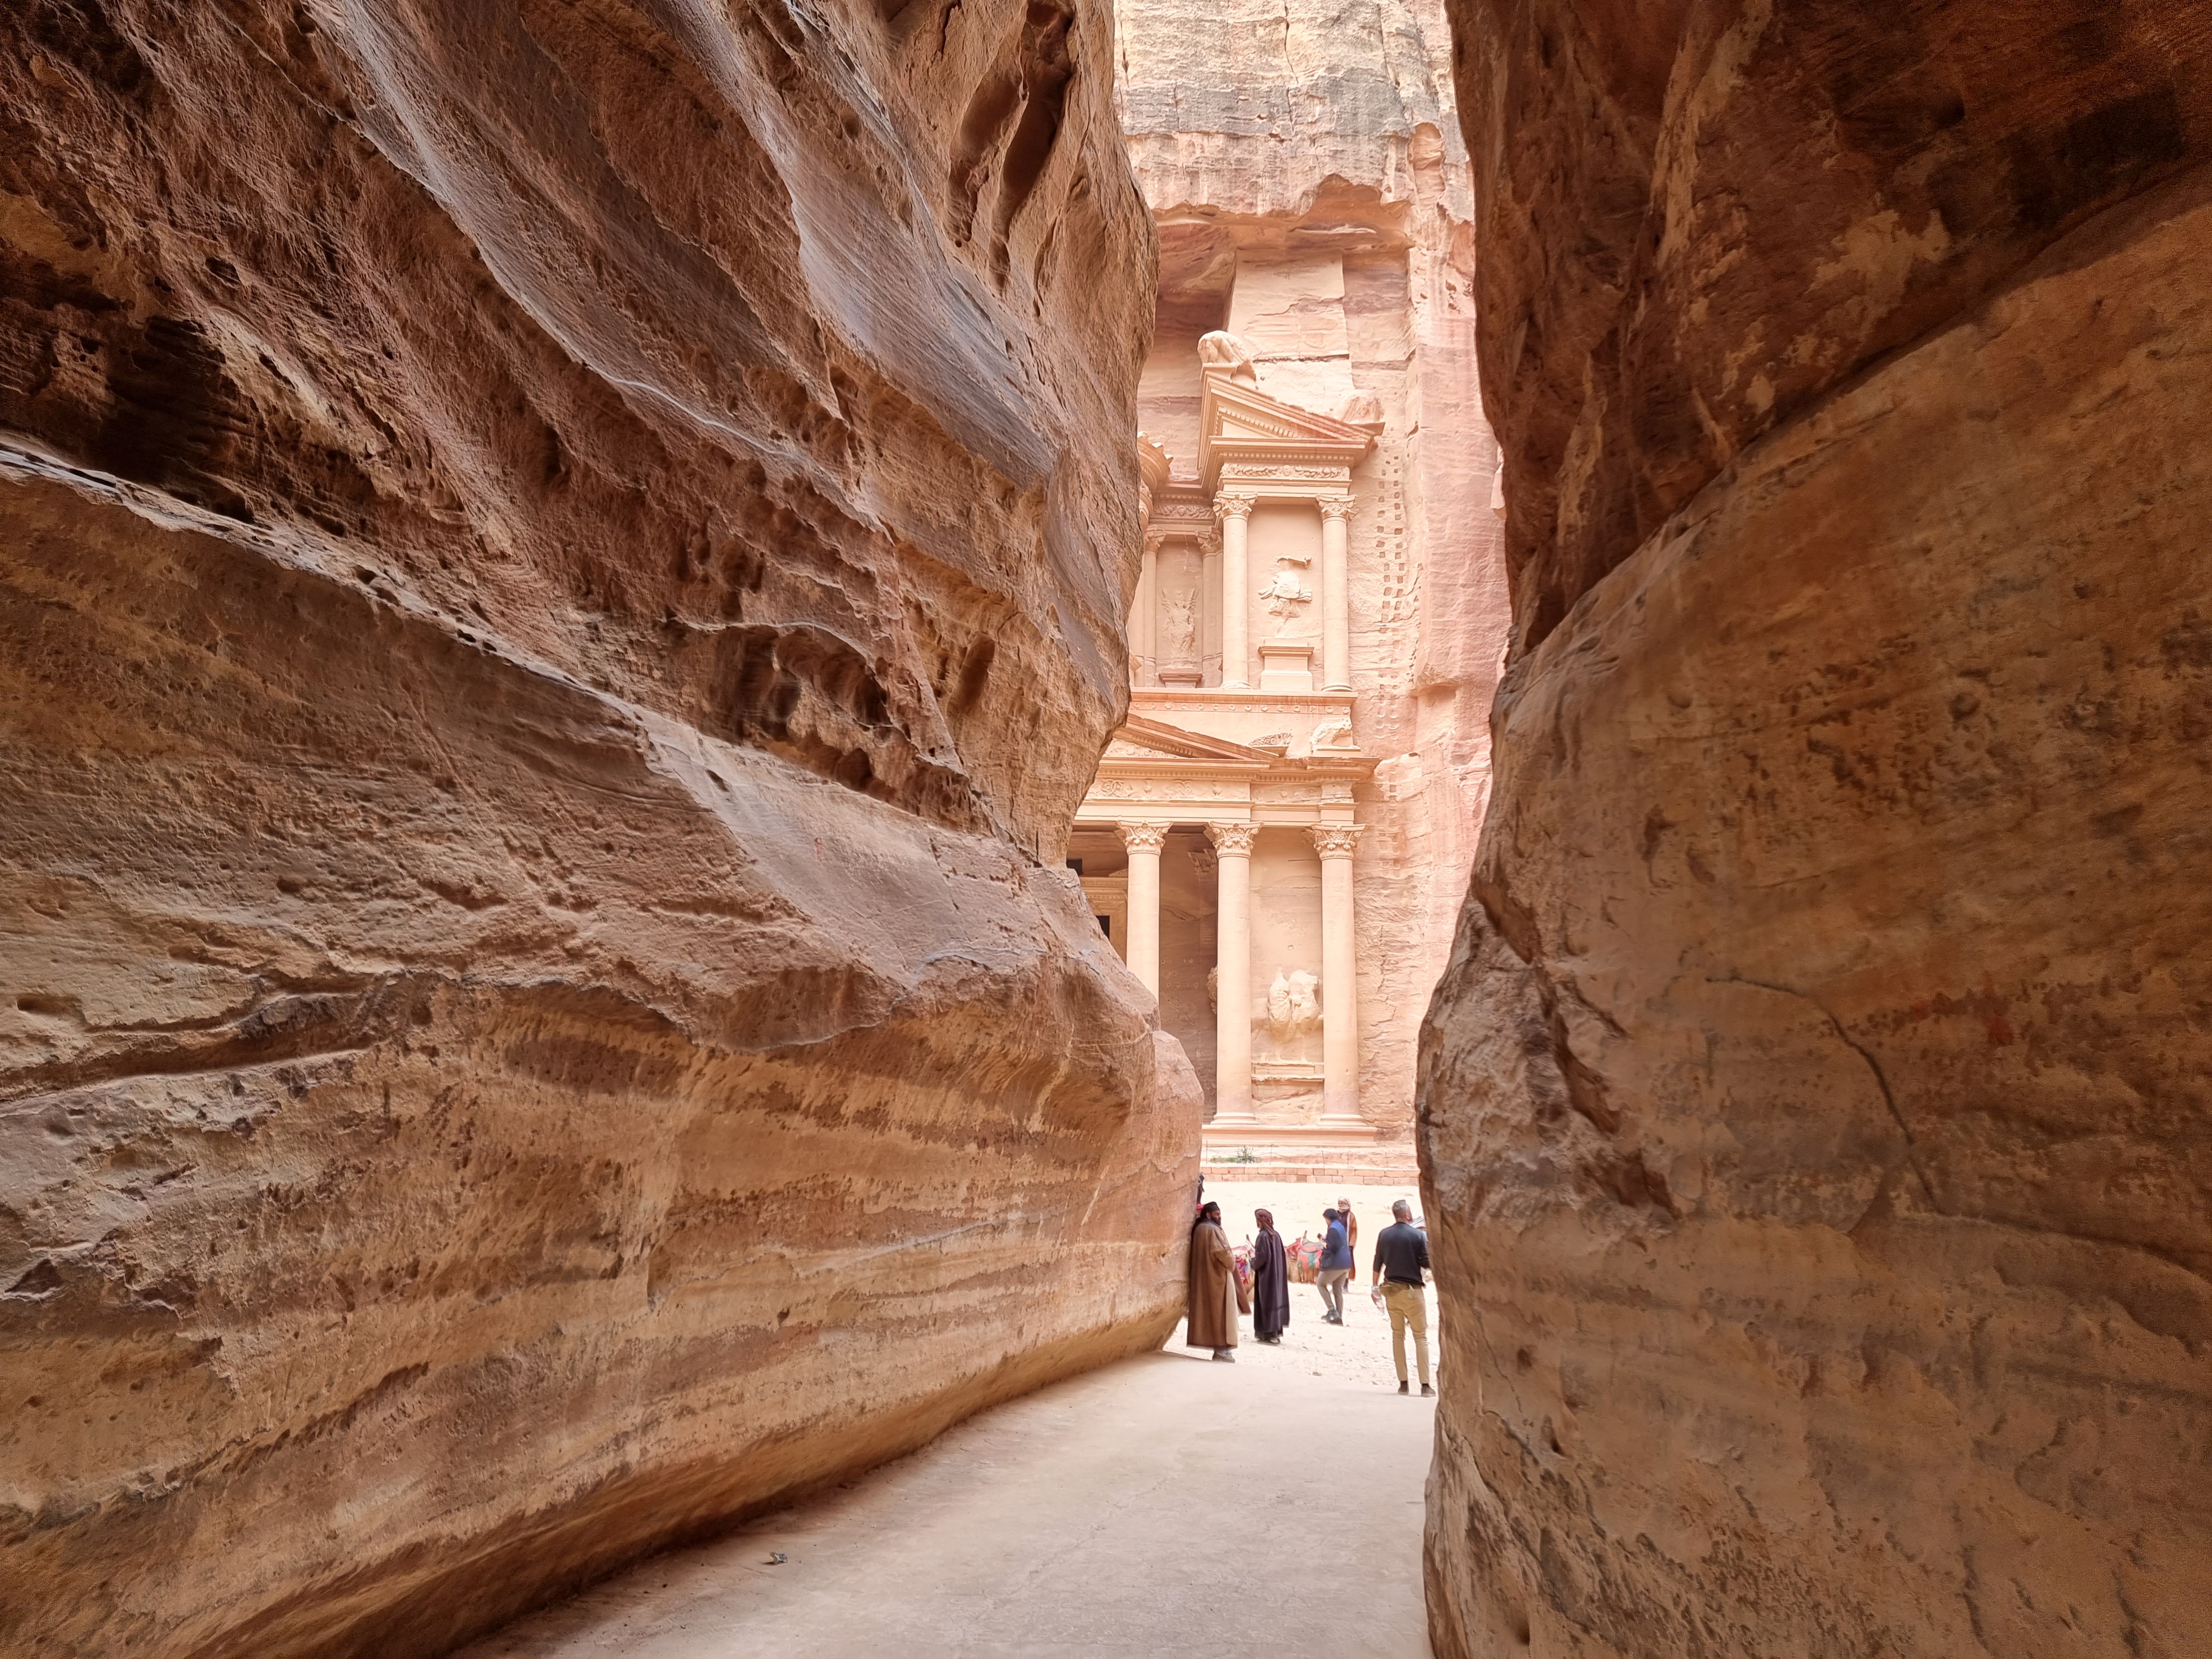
1420,4,2212,1655
0,3,1195,1655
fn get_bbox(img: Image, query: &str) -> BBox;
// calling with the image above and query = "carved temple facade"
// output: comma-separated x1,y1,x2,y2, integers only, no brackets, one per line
1078,6,1510,1146
1074,321,1503,1146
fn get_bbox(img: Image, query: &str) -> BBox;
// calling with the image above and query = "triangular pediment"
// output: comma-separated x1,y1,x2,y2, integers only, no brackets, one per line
1197,370,1376,489
1204,378,1377,448
1102,714,1280,766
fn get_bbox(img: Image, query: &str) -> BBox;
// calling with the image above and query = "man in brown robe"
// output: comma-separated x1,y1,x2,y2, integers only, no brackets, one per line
1186,1200,1244,1361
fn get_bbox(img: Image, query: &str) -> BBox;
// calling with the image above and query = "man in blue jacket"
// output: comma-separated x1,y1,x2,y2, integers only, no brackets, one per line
1315,1207,1352,1323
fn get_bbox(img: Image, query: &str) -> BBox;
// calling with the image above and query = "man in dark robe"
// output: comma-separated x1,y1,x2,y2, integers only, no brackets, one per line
1186,1200,1244,1360
1249,1208,1290,1343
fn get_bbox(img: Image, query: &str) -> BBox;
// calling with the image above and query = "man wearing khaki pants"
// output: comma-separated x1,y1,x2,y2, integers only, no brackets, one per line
1369,1198,1432,1396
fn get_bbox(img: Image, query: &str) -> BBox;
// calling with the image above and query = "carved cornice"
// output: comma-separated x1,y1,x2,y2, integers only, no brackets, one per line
1116,821,1170,853
1309,823,1364,859
1207,821,1259,856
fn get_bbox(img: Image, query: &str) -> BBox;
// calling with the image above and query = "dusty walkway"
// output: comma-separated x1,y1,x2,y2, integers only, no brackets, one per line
464,1180,1436,1659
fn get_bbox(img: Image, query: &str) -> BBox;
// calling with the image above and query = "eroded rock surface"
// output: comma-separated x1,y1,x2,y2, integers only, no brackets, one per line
0,3,1194,1655
1421,5,2212,1655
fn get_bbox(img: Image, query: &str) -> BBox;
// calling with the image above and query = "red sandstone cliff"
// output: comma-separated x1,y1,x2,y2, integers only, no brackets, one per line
1420,4,2212,1655
0,3,1195,1655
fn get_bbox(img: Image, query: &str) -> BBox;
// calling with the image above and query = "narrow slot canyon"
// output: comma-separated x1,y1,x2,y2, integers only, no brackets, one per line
2,2,2206,1657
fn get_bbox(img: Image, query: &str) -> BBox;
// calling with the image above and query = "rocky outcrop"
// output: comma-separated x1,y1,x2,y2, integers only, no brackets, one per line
1421,4,2212,1656
0,3,1193,1655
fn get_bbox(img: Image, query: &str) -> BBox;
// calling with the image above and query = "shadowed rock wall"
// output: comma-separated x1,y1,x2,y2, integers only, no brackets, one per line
1420,3,2212,1655
0,3,1196,1655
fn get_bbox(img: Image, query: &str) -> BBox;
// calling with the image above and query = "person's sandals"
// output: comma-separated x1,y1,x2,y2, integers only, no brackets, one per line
1212,1349,1236,1362
1398,1380,1410,1394
1421,1385,1436,1396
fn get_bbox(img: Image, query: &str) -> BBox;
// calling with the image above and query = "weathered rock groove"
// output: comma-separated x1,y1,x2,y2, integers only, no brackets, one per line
1420,4,2212,1656
0,3,1198,1656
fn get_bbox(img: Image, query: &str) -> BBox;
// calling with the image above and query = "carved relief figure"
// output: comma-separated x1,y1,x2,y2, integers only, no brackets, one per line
1162,584,1199,659
1267,968,1322,1040
1311,717,1355,750
1258,564,1312,624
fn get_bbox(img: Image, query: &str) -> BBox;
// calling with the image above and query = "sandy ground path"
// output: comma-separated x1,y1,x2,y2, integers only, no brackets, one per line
461,1179,1436,1659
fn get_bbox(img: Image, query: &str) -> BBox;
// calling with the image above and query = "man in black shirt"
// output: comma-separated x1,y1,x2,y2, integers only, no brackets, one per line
1370,1199,1432,1396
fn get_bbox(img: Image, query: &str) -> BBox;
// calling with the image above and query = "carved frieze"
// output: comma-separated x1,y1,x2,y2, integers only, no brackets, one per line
1086,778,1250,803
1150,500,1215,524
1218,463,1353,484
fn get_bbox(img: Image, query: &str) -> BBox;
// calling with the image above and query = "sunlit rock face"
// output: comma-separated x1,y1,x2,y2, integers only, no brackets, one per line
0,3,1196,1655
1420,4,2212,1655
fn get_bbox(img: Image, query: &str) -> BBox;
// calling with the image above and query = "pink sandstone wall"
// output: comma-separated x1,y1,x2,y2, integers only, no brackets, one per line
0,3,1198,1654
1420,3,2212,1653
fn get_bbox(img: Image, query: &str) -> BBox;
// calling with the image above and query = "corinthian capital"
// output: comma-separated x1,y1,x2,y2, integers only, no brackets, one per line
1309,822,1364,859
1318,495,1357,523
1213,491,1256,523
1206,821,1259,856
1116,821,1170,854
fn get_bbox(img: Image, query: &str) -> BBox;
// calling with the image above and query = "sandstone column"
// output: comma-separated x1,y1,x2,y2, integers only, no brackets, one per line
1134,533,1159,685
1214,492,1254,687
1312,822,1363,1126
1319,497,1354,691
1207,821,1259,1126
1116,821,1167,995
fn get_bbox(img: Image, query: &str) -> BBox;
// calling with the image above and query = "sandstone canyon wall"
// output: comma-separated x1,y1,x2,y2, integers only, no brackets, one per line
1117,0,1510,1131
0,4,1196,1656
1419,4,2212,1655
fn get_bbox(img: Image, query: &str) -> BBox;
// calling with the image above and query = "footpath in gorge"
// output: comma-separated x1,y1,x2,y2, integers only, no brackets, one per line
463,1181,1436,1659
